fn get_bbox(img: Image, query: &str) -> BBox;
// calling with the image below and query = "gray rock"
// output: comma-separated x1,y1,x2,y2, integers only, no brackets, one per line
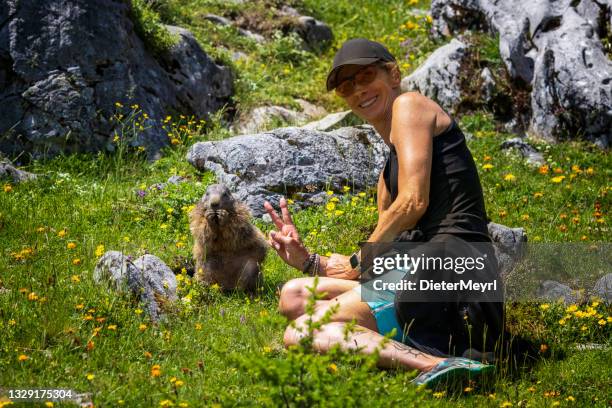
480,67,496,104
232,100,326,135
93,251,141,293
537,280,580,304
166,175,187,185
231,51,248,61
487,221,527,278
203,13,265,43
279,6,333,51
93,251,177,321
430,0,612,143
301,110,363,132
592,273,612,303
296,99,327,119
0,158,37,182
295,16,333,52
186,125,388,217
203,14,232,26
500,137,545,166
401,39,467,114
0,0,232,159
237,28,265,43
133,254,178,320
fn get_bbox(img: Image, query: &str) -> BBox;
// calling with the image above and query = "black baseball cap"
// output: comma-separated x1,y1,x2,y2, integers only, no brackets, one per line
326,38,396,91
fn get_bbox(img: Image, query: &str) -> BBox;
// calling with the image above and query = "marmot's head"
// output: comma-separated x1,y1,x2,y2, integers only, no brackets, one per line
198,184,237,226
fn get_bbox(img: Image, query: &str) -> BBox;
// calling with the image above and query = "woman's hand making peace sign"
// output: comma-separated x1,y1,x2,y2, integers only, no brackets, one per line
263,198,310,271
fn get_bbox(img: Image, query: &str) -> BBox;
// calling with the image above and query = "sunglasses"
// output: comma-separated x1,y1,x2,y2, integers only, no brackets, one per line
334,65,379,97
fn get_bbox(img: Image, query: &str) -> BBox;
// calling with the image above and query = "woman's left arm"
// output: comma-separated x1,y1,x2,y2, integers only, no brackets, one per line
367,93,437,243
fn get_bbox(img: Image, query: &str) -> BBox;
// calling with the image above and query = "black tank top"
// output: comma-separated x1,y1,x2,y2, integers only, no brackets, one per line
382,118,491,242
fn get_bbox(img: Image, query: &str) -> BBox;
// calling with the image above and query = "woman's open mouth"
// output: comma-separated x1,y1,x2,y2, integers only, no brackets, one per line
359,96,377,109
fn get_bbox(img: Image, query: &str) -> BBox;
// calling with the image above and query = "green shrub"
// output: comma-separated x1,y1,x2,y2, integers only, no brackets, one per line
130,0,179,56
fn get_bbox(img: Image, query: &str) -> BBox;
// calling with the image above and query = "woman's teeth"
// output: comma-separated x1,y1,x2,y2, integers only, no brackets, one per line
359,96,377,108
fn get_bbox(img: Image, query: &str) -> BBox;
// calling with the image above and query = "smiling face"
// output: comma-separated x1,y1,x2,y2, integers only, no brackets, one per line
334,62,401,123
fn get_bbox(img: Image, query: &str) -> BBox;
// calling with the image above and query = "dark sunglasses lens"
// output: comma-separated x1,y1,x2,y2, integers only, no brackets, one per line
355,67,377,85
335,80,354,97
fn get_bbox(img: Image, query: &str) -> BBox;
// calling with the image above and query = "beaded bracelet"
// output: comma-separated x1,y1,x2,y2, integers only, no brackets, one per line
302,253,320,276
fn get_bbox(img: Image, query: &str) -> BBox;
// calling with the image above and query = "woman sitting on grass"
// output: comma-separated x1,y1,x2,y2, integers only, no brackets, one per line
264,38,503,388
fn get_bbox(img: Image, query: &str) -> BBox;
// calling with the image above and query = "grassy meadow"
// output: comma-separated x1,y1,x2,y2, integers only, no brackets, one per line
1,0,611,406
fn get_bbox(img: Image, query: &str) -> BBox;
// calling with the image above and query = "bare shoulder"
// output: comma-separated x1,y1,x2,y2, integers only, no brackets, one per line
392,92,452,135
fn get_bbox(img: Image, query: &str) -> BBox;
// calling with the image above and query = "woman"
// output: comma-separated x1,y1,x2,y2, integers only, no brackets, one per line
263,38,503,387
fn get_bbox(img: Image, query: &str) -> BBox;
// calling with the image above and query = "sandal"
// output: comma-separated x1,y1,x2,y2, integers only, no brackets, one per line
411,357,495,389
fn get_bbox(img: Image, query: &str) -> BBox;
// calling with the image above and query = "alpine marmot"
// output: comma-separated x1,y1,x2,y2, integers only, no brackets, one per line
189,184,268,293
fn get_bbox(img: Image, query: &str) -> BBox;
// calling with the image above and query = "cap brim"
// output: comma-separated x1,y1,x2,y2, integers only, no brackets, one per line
326,57,381,91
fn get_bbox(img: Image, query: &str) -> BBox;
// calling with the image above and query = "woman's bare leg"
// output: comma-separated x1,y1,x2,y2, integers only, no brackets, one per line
278,277,359,320
283,287,445,372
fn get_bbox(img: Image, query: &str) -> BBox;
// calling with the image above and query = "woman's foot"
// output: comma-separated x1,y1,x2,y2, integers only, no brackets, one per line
411,357,495,389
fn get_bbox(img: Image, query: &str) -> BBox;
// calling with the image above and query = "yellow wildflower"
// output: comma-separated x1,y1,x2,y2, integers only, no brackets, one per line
326,202,336,211
71,275,81,283
139,324,147,332
95,244,105,257
67,242,77,249
551,176,565,183
18,354,28,362
3,184,12,193
86,373,95,381
57,229,67,237
482,163,494,170
72,258,81,265
504,173,516,181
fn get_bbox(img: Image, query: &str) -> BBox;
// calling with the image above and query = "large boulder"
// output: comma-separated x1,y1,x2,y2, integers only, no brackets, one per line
0,0,232,160
187,126,388,217
401,39,468,114
430,0,612,144
94,251,177,321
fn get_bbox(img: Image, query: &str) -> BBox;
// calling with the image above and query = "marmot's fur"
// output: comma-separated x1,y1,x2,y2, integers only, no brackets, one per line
189,184,268,293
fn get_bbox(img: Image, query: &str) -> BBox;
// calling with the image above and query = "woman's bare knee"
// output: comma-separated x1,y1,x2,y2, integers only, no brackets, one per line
278,278,313,320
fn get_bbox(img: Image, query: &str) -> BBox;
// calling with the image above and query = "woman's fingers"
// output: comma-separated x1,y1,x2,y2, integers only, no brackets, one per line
263,200,285,230
279,197,295,226
270,230,294,246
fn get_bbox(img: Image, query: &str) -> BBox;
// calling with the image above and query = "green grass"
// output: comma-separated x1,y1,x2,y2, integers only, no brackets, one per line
1,0,611,407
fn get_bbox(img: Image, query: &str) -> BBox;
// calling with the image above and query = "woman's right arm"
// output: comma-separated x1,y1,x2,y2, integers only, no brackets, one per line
377,171,391,214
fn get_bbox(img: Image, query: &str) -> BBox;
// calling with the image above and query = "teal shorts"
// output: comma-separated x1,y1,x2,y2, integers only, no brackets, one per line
353,268,408,343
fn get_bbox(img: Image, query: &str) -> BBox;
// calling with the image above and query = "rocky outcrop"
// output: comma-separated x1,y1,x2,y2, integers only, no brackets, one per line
0,0,232,160
187,126,388,217
430,0,612,145
232,99,327,135
401,39,467,114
